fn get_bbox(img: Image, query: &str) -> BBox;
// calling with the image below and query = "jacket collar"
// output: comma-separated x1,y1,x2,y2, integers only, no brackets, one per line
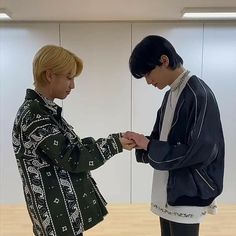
160,75,196,132
25,89,62,116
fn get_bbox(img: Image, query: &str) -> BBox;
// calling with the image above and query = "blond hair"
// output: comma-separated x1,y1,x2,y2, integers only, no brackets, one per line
33,45,83,87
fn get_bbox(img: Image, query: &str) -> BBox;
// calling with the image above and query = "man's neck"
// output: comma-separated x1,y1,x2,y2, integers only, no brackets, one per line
35,87,54,101
168,67,186,85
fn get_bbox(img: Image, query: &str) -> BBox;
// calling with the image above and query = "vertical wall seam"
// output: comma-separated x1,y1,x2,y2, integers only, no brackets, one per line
201,23,205,79
130,23,133,204
58,23,64,112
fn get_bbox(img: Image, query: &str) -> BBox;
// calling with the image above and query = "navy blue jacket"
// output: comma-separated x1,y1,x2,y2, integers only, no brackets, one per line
136,76,225,206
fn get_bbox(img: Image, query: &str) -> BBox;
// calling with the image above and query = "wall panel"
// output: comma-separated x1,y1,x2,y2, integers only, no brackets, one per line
0,23,60,203
0,22,235,204
60,23,132,203
202,23,236,203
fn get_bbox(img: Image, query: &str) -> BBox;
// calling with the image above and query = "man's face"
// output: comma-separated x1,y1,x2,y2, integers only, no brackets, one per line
145,65,169,90
49,72,75,100
144,55,170,90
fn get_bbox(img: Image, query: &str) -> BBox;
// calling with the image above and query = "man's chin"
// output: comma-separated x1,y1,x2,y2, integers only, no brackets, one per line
57,95,68,100
156,86,163,90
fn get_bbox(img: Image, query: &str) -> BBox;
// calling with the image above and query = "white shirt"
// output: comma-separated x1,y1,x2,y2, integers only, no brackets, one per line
150,70,217,224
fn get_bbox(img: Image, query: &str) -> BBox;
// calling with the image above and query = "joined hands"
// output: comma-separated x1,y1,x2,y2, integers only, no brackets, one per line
119,131,150,151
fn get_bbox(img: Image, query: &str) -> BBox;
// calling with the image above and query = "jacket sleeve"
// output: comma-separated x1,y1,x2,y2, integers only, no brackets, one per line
21,109,123,173
138,86,224,171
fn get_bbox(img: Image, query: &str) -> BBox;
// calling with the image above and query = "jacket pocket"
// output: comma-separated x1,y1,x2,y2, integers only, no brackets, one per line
167,167,218,206
195,168,216,192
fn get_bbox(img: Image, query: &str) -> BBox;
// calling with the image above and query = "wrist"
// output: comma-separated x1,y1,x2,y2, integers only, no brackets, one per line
145,140,151,151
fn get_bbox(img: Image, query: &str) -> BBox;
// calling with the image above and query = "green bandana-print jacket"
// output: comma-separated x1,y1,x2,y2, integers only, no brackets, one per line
12,89,123,236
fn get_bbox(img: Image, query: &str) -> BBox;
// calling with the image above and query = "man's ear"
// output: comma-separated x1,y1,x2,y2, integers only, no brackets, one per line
45,70,54,83
160,55,169,67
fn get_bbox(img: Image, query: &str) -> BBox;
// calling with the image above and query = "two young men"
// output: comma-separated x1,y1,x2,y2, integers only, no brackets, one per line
12,35,224,236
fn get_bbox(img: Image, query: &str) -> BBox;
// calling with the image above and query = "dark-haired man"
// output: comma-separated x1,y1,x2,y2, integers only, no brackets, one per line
124,35,225,236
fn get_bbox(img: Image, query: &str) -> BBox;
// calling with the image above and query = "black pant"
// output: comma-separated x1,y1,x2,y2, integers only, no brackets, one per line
159,217,199,236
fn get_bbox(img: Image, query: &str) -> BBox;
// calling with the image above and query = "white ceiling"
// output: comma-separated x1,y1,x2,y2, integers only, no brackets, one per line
1,0,236,21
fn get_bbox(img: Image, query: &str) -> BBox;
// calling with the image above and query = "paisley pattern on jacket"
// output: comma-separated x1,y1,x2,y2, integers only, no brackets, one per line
12,89,123,236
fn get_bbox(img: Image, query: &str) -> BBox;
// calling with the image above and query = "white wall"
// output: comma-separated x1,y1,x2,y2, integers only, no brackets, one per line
0,22,235,204
202,23,236,203
60,23,132,203
0,23,60,203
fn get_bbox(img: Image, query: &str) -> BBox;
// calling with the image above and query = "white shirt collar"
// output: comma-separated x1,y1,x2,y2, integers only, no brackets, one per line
170,70,190,91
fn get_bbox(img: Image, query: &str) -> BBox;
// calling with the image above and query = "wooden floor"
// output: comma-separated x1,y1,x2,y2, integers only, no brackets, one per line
0,204,235,236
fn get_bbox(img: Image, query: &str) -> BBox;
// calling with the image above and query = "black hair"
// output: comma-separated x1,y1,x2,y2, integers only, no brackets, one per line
129,35,183,79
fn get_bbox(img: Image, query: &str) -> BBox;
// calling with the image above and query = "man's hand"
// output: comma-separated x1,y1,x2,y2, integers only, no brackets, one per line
123,131,150,150
119,137,136,151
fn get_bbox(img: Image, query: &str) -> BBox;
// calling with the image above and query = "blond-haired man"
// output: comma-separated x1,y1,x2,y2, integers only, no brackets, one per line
12,45,134,236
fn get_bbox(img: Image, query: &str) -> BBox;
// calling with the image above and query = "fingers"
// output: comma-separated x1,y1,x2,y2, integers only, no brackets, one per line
122,131,149,151
123,132,141,143
119,137,136,151
122,132,139,150
125,143,136,150
123,131,139,141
